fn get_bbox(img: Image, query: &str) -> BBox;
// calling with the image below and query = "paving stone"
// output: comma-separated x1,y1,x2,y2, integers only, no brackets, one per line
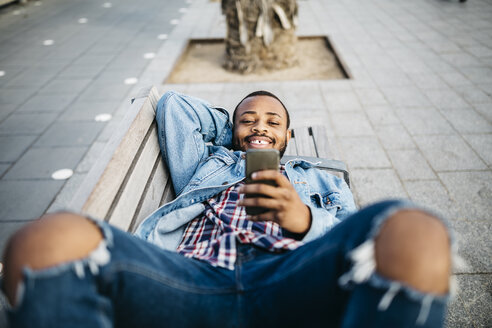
354,88,388,106
0,135,36,163
34,121,104,147
4,67,58,87
450,220,491,273
0,112,57,136
322,91,363,112
0,87,37,105
387,149,436,181
96,117,124,142
365,106,400,126
47,172,87,213
280,82,325,109
78,83,133,101
375,125,416,150
439,71,474,88
440,108,492,134
473,103,492,123
351,168,407,206
415,135,487,171
404,179,464,220
424,89,469,110
185,84,226,107
0,220,33,255
452,274,492,327
338,136,391,169
439,171,492,220
441,52,484,68
395,107,455,136
455,86,492,105
16,93,76,113
331,112,374,136
59,99,121,121
3,146,87,180
369,68,413,88
459,66,492,84
445,291,473,328
462,134,492,166
0,103,17,123
0,163,10,177
0,180,64,222
407,73,449,90
380,86,431,108
57,64,105,79
465,45,492,58
426,59,455,74
75,141,106,173
38,77,93,95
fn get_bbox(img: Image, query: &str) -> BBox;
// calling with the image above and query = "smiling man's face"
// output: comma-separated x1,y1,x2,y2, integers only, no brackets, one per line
232,95,291,156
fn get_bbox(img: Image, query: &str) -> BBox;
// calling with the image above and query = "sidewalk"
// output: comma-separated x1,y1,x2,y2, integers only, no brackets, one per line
0,0,491,326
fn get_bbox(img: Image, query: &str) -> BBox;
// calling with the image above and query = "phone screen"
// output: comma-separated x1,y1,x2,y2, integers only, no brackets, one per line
244,149,280,215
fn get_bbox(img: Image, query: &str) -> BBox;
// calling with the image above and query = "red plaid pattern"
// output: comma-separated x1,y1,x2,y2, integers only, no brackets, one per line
177,172,303,270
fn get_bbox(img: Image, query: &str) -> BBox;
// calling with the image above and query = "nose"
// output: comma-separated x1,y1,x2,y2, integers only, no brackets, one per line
252,121,268,133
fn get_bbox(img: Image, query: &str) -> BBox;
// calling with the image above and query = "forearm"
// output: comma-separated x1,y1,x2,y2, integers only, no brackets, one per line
156,91,233,194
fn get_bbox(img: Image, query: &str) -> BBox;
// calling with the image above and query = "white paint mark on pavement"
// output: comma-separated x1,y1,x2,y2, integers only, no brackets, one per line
78,18,88,24
43,40,54,46
124,77,138,85
0,71,5,77
102,2,112,8
52,169,73,180
143,52,156,59
95,113,112,122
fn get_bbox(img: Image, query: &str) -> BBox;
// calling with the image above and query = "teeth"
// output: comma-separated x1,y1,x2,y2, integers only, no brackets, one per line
251,140,268,145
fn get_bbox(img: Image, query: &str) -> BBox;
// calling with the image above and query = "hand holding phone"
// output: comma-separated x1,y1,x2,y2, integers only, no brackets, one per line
244,149,280,215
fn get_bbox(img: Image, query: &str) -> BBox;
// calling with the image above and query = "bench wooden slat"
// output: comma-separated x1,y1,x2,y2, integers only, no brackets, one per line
291,127,317,157
107,124,162,230
73,87,161,219
311,126,336,159
129,154,172,233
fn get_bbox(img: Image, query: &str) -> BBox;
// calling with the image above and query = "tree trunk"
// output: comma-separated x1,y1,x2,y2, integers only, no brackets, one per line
221,0,298,74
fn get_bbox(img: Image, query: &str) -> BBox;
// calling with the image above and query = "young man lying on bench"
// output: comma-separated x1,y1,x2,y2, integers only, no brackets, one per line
3,91,453,327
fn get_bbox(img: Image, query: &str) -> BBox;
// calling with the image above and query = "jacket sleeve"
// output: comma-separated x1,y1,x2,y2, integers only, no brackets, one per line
301,174,357,243
155,91,233,195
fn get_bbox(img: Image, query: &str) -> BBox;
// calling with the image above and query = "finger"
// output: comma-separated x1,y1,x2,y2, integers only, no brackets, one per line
239,183,279,198
239,197,279,210
248,211,277,223
252,170,290,188
255,211,279,223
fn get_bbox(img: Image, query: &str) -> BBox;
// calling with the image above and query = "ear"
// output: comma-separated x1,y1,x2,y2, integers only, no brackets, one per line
286,129,292,143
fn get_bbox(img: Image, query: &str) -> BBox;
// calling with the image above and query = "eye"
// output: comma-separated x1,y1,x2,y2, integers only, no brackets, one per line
240,119,254,124
269,121,280,126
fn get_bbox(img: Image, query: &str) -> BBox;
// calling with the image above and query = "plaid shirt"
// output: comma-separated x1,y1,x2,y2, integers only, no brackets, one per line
177,170,304,270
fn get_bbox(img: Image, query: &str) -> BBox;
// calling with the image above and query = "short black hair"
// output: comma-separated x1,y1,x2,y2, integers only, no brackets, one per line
233,90,290,128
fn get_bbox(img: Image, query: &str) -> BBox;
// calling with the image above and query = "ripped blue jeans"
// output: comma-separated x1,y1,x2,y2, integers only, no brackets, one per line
6,200,453,327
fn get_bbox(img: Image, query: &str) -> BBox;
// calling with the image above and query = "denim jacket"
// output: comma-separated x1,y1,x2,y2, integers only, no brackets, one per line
134,91,356,250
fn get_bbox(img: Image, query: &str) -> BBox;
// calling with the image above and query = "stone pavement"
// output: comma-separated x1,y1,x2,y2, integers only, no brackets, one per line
0,0,491,326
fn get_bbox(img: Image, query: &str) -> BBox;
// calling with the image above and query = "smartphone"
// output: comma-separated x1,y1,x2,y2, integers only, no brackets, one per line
244,149,280,215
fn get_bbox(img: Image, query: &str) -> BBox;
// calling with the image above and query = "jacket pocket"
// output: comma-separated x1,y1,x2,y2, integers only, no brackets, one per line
310,191,342,212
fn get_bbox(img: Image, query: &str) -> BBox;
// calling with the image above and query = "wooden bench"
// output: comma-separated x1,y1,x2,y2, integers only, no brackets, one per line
69,86,349,233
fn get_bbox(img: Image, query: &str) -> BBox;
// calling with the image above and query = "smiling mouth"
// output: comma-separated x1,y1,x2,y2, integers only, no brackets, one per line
246,135,273,148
